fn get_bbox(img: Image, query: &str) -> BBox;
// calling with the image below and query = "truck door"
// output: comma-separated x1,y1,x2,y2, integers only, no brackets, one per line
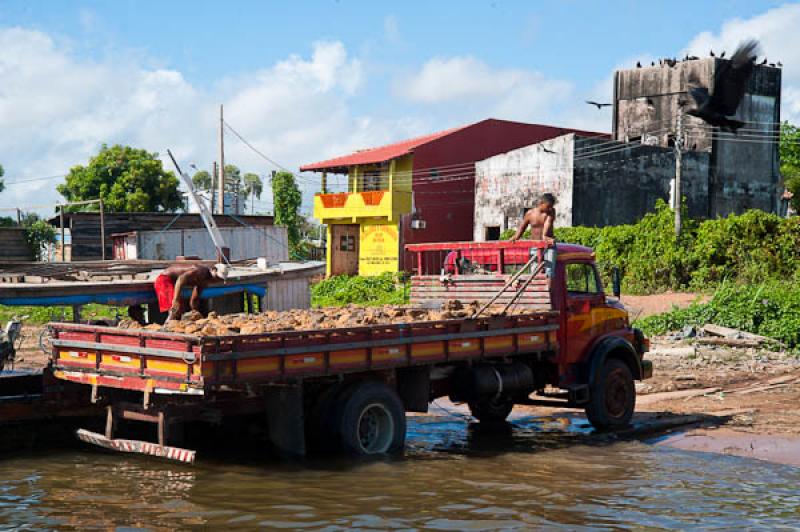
562,261,606,364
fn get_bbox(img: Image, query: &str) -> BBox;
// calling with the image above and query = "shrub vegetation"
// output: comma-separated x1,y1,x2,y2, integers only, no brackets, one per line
311,273,409,307
503,200,800,294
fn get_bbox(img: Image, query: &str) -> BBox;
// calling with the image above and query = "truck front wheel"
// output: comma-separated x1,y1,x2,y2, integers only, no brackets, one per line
468,397,514,424
336,381,406,455
585,358,635,430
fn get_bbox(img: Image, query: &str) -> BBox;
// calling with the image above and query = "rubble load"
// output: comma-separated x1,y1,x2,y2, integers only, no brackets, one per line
121,300,525,336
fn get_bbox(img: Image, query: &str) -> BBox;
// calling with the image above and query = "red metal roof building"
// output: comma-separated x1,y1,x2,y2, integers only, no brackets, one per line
302,118,605,276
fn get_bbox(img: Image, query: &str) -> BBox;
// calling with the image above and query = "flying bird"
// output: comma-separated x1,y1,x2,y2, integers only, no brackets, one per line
586,101,612,109
687,39,761,133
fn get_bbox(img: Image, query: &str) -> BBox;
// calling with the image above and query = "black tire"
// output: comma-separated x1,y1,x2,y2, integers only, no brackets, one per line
468,397,514,424
585,358,636,430
335,381,406,456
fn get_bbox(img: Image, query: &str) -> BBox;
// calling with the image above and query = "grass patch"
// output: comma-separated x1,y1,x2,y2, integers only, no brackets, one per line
634,281,800,348
311,273,410,307
0,304,121,325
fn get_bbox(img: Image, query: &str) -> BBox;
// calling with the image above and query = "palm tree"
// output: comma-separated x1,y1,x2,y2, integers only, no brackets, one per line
243,173,263,214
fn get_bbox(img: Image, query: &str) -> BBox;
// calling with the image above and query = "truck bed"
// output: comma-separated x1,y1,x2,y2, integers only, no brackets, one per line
49,312,560,395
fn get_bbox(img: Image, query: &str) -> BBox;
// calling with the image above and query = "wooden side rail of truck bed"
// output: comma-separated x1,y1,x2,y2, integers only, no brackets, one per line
49,313,560,395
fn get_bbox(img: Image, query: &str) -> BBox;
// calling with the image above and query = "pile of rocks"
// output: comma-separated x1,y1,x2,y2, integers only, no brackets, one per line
125,300,519,337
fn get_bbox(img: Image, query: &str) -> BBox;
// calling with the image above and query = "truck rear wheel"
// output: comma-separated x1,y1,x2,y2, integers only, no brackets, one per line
585,358,635,430
336,381,406,455
468,397,514,424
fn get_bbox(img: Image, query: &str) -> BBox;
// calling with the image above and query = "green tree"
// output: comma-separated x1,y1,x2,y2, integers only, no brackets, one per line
780,121,800,212
223,164,242,191
243,172,263,214
271,171,302,255
192,170,212,191
57,144,183,212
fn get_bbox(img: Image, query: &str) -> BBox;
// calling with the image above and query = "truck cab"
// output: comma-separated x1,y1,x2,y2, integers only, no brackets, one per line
407,240,652,429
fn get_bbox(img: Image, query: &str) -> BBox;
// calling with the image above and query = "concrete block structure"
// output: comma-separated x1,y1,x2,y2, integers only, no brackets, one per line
474,134,710,238
614,58,782,217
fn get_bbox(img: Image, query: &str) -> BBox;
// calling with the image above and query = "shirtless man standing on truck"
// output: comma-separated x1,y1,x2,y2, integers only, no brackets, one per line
154,263,229,322
509,193,556,243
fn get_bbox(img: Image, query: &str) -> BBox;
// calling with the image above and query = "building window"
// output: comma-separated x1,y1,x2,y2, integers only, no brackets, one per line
485,226,501,241
565,263,601,294
339,235,355,252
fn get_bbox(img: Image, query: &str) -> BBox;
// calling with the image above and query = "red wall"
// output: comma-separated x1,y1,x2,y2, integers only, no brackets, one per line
400,119,603,269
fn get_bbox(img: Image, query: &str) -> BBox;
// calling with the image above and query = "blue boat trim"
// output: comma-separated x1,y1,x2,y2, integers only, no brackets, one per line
0,284,266,307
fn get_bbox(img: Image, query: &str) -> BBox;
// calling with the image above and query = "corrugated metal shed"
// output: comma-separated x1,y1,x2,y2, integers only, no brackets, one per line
114,226,289,263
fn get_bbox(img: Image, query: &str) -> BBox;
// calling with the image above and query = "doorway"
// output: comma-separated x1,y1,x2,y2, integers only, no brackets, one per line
331,224,360,276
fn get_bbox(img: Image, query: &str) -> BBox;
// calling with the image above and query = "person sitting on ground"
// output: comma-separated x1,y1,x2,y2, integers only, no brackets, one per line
508,193,557,244
154,263,229,322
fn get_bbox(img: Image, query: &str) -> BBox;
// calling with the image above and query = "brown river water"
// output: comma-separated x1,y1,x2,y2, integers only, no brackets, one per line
0,411,799,530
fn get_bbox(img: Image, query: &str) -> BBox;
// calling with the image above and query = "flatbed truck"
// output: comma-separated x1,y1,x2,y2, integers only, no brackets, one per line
48,241,651,463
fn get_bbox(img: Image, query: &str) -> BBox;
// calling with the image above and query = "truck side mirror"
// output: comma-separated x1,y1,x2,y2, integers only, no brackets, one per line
612,266,621,298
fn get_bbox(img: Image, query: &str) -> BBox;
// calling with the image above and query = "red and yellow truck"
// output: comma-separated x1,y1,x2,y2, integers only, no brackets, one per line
48,240,651,463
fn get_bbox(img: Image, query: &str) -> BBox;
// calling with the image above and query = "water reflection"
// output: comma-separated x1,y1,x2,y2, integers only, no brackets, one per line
0,412,797,530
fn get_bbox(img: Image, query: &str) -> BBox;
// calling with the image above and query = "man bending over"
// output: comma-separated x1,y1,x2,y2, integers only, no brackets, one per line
154,263,229,322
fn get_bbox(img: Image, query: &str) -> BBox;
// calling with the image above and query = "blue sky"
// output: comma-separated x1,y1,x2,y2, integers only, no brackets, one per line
0,0,796,214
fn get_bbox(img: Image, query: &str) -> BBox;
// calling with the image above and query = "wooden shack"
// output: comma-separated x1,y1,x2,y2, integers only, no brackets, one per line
0,228,33,262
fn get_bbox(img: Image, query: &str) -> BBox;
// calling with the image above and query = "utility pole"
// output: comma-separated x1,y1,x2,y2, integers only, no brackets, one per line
211,161,218,214
673,107,684,235
218,104,226,215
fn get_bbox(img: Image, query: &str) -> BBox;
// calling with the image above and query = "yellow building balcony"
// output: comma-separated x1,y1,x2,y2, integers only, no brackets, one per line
314,190,412,224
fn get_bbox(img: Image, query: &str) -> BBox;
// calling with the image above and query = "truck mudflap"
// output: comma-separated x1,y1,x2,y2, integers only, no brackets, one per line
76,428,196,464
641,359,653,380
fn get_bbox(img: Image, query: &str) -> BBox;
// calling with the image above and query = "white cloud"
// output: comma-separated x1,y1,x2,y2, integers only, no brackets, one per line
684,3,800,122
397,55,574,125
0,29,404,215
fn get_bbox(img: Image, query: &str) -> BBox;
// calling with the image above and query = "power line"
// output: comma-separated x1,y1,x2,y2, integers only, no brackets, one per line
3,174,67,186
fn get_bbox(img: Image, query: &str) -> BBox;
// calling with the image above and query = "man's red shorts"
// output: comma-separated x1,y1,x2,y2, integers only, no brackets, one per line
154,274,175,313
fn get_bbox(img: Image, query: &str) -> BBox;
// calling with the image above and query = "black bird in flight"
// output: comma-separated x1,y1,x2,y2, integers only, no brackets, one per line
586,100,612,109
687,39,760,133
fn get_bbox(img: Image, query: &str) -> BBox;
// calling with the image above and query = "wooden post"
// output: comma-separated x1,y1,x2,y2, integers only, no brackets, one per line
211,161,218,214
99,198,106,260
15,208,21,225
59,205,65,262
219,104,226,215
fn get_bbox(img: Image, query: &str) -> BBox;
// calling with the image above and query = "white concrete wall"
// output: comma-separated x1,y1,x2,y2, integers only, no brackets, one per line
474,134,575,241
